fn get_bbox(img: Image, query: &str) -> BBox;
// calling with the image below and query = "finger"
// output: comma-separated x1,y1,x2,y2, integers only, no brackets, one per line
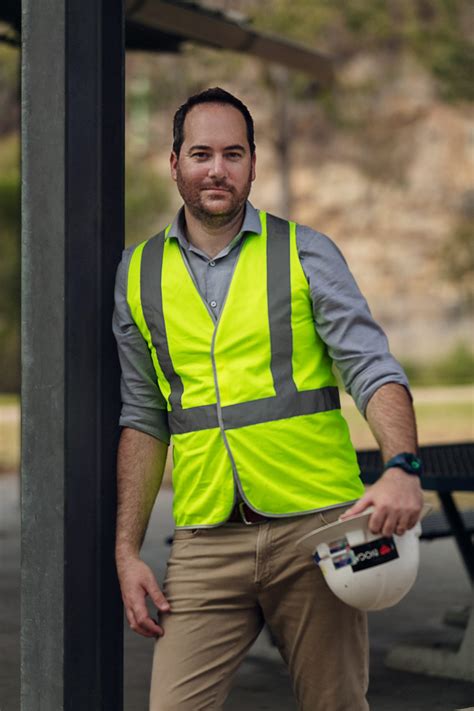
394,510,411,536
130,619,160,639
124,605,136,628
381,509,399,537
131,596,165,637
132,605,165,638
146,578,171,613
125,607,156,638
406,512,420,531
367,505,389,535
128,587,165,637
339,494,372,520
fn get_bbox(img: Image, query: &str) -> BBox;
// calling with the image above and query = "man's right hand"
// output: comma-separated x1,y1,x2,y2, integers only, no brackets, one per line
117,556,171,638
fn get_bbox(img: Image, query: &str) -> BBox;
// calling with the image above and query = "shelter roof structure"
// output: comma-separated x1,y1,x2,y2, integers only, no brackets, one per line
1,0,333,84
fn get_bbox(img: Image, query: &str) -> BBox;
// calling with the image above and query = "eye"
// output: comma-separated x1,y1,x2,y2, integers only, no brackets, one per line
192,151,209,160
226,152,242,160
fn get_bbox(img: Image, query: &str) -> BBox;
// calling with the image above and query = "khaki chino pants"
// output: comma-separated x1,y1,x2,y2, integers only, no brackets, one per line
149,507,369,711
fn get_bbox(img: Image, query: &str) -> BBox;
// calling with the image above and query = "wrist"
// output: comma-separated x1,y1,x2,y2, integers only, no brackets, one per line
115,542,141,565
383,452,422,476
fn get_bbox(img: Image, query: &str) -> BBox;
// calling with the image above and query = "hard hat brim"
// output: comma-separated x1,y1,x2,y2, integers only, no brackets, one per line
296,502,432,555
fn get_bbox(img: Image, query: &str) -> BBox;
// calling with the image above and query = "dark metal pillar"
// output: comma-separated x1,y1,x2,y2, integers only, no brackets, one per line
21,1,124,708
438,492,474,583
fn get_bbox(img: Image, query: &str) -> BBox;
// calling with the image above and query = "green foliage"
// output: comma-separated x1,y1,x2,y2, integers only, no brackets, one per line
410,7,474,102
251,0,334,44
440,222,474,311
0,44,20,393
429,37,474,101
0,43,19,135
0,134,20,393
125,153,172,246
402,342,474,386
251,0,473,102
438,190,474,311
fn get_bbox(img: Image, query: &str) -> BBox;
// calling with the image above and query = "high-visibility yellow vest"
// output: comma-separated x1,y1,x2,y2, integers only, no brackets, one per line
127,211,364,527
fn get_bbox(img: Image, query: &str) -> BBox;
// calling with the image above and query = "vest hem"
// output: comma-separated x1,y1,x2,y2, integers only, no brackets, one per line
173,499,360,528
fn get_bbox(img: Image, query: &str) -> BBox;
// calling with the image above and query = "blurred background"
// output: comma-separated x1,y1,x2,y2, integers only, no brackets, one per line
0,3,473,709
1,0,472,475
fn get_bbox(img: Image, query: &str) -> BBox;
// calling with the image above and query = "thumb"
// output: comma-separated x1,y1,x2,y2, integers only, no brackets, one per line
339,493,372,520
146,577,171,612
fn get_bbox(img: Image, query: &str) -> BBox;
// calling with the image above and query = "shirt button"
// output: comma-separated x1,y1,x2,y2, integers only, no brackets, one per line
209,260,216,267
210,300,217,308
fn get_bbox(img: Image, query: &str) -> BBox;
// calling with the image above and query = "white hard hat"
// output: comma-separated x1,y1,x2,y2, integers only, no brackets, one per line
296,504,431,611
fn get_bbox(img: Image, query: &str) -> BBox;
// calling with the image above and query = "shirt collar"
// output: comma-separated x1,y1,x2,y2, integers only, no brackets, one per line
166,201,262,256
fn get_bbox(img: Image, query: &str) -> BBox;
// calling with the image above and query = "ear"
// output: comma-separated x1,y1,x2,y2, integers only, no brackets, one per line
250,150,256,182
170,151,178,181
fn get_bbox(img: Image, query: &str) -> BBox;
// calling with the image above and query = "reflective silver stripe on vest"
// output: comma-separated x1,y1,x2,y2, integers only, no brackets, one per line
168,386,340,434
266,214,298,398
141,231,185,411
139,214,341,435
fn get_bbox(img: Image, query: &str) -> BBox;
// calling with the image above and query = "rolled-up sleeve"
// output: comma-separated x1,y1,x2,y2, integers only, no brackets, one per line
296,225,411,416
112,248,170,443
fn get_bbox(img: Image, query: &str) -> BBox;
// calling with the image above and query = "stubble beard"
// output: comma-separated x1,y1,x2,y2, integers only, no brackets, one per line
176,167,253,229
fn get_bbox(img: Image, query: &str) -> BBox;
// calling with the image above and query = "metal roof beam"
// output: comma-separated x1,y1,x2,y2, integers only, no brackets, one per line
125,0,334,85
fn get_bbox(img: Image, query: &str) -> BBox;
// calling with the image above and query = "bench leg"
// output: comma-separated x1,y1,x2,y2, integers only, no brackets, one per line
438,492,474,583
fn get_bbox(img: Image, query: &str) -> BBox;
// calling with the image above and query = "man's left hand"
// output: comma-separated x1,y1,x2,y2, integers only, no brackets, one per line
339,468,424,537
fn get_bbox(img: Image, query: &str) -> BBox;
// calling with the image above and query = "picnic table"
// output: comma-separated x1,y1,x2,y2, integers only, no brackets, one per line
357,442,474,683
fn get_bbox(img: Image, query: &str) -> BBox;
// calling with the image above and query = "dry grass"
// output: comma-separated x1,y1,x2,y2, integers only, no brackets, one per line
340,386,474,449
0,397,19,473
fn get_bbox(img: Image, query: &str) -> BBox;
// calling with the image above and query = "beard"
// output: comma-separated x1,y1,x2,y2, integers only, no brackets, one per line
175,167,253,228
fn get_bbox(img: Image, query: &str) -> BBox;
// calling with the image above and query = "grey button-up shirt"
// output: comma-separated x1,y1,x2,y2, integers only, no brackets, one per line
113,202,409,444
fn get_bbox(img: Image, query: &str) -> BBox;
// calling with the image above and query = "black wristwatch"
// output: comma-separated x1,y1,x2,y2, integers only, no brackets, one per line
383,452,423,476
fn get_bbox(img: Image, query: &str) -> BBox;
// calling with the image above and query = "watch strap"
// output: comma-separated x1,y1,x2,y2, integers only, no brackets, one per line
383,452,423,476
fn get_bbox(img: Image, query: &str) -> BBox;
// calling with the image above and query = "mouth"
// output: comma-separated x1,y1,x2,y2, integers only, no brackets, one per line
202,186,231,193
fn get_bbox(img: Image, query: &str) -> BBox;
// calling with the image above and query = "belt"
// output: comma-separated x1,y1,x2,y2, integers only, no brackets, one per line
227,501,270,525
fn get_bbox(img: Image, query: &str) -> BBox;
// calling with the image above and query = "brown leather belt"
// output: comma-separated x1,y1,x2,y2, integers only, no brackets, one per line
227,501,270,525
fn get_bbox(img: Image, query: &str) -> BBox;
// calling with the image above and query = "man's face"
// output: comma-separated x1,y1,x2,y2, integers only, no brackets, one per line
170,102,256,227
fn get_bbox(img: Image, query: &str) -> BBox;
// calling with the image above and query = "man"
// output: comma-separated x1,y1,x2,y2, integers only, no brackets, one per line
113,87,423,711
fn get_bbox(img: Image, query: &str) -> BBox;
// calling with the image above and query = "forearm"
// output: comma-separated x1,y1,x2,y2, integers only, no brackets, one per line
116,426,168,565
365,382,418,463
342,382,423,534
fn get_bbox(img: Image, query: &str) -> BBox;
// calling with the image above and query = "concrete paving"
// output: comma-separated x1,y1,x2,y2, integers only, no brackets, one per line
1,473,473,711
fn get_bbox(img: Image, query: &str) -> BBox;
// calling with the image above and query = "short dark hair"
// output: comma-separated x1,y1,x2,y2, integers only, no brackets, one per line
172,87,255,156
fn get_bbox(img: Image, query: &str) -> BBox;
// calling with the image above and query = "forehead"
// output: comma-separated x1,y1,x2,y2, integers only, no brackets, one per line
182,102,248,148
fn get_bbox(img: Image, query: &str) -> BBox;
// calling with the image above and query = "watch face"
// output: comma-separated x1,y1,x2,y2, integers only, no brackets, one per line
406,454,421,472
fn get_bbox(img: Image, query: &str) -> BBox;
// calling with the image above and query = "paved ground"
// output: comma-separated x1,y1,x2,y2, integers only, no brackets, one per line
1,473,473,711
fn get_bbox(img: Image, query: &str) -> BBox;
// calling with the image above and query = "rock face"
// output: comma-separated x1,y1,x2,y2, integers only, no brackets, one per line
128,50,472,364
249,57,473,362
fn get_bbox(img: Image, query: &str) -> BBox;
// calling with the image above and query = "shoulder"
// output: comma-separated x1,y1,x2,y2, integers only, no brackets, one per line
115,242,140,284
295,222,348,265
264,210,346,262
118,230,167,273
291,221,358,300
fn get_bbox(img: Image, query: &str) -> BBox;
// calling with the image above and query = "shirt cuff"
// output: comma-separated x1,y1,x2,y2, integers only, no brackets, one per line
354,372,412,417
119,405,170,444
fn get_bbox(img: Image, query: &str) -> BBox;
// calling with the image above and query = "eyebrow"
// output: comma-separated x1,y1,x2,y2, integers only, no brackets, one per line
188,144,246,153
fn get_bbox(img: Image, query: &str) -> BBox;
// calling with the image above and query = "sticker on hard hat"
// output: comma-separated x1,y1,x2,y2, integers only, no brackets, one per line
328,536,357,569
350,537,399,572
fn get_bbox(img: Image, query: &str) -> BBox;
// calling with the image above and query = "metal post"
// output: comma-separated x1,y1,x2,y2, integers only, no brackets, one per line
21,1,124,708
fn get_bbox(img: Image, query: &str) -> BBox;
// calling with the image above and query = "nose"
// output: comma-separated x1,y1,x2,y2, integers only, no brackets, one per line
208,154,226,180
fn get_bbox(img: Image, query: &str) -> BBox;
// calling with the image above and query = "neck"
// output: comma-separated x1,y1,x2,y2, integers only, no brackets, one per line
182,205,245,258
